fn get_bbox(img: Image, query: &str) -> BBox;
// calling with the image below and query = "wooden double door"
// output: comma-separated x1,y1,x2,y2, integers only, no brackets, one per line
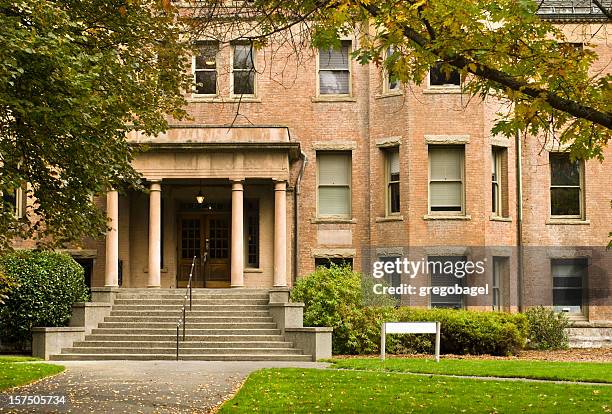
177,214,230,288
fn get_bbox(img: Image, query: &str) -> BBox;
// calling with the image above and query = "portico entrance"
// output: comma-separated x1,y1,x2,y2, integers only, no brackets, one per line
178,211,231,288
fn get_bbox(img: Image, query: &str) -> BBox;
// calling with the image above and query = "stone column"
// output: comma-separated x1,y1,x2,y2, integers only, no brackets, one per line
274,181,287,287
230,180,244,287
104,190,119,287
148,181,161,288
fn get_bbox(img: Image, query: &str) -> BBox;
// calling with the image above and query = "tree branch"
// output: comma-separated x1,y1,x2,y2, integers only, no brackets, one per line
361,3,612,130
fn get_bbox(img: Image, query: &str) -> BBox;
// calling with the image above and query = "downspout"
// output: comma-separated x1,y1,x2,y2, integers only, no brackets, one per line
515,130,524,312
293,150,308,286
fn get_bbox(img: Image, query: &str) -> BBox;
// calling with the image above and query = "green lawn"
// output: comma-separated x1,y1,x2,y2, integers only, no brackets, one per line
0,355,64,390
329,358,612,383
219,368,611,413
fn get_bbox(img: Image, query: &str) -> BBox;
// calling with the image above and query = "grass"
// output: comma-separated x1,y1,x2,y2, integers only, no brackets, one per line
329,358,612,383
219,368,612,413
0,355,64,390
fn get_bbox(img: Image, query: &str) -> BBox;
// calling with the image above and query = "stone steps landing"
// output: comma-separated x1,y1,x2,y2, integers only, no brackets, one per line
569,324,612,349
49,289,312,361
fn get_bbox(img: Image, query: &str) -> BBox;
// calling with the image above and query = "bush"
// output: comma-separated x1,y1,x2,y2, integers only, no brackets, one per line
291,264,395,354
393,308,528,356
0,269,19,305
524,306,570,350
292,265,528,356
0,250,89,346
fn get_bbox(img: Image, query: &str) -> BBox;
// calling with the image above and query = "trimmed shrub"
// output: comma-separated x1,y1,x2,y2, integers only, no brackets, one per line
292,265,529,356
393,308,528,356
0,250,89,346
524,306,570,350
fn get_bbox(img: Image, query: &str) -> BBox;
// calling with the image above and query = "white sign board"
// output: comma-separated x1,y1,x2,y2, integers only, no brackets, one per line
385,322,437,334
381,321,441,362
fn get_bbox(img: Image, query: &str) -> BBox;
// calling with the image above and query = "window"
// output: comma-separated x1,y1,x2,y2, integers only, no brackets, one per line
232,43,255,95
429,62,461,87
429,146,464,213
430,256,465,309
193,42,218,95
2,187,25,218
492,147,506,216
492,257,509,311
383,46,400,93
552,258,587,314
317,152,351,218
385,148,400,215
318,40,351,95
379,256,401,300
315,257,353,269
245,199,259,268
550,152,583,218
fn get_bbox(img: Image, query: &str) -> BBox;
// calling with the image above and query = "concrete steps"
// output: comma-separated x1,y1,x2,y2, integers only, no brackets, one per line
50,289,313,361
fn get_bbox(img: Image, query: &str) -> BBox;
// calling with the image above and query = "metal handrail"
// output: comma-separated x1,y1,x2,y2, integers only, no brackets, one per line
175,244,209,360
176,256,196,361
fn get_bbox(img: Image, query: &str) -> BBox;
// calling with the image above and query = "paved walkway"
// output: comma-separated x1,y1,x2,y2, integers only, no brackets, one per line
0,361,328,413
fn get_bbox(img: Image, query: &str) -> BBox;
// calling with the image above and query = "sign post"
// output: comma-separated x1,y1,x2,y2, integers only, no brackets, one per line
380,322,441,362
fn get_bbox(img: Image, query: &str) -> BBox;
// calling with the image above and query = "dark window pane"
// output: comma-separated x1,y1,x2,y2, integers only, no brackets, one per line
195,43,217,70
195,71,216,95
430,62,460,86
553,289,582,307
233,44,254,69
389,182,400,213
314,258,353,269
553,277,583,288
551,187,580,215
233,71,254,95
550,153,580,185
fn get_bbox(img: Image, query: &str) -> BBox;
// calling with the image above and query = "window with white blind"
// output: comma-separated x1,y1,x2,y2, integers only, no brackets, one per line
232,43,255,95
430,256,466,309
386,148,400,215
492,257,509,311
317,152,351,218
550,152,583,218
318,40,351,95
429,146,464,213
552,258,587,314
193,42,218,95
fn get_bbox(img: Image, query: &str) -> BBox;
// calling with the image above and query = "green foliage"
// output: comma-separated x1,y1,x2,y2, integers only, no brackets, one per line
524,306,570,350
393,308,528,356
291,264,395,354
0,250,89,345
0,0,192,250
0,268,18,305
203,0,611,159
292,265,528,356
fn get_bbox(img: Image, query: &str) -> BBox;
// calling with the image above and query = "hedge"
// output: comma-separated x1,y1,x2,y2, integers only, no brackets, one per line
0,250,89,346
292,264,528,356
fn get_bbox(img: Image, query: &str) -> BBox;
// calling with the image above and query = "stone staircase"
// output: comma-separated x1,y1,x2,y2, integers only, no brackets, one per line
49,289,312,361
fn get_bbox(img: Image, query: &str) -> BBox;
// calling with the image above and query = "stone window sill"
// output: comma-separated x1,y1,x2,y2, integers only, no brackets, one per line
244,268,263,273
423,214,471,221
187,96,261,103
375,215,404,222
375,91,403,99
490,215,512,222
311,217,357,224
311,96,357,103
546,219,590,225
423,87,462,94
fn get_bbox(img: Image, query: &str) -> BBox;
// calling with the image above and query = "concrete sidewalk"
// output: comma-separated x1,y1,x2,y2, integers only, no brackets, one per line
0,360,328,413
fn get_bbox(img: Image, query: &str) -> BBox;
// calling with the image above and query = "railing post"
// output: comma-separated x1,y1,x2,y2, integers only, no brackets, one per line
182,307,186,341
176,325,179,361
189,284,192,311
